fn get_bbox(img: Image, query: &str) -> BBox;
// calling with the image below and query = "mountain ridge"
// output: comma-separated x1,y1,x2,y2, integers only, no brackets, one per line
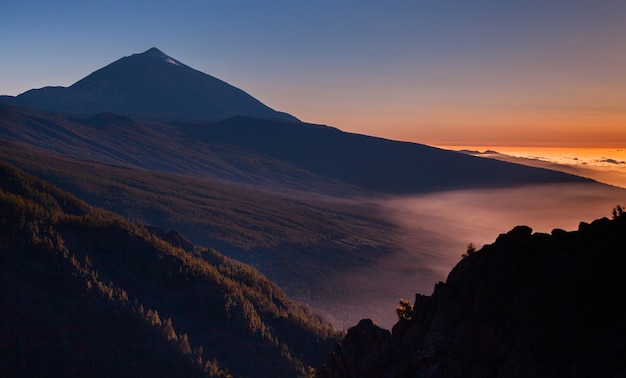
0,102,597,195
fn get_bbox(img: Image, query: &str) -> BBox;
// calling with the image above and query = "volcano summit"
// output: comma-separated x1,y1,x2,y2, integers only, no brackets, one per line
1,47,296,122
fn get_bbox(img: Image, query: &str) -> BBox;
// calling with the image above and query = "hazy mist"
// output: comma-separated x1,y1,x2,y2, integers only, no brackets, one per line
316,183,626,330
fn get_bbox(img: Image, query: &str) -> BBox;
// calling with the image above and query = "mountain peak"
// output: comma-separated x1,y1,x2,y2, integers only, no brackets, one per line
7,47,297,122
143,47,167,57
138,47,181,66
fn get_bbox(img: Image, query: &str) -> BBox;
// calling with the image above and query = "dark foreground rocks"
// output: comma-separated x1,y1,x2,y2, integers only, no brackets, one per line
319,216,626,378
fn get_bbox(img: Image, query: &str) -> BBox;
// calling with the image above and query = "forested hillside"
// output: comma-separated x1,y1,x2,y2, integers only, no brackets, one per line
0,162,339,378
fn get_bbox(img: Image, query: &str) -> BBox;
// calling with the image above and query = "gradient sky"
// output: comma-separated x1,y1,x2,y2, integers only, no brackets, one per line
2,0,625,147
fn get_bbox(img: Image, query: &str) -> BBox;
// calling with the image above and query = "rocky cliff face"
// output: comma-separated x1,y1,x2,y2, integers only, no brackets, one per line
319,216,626,377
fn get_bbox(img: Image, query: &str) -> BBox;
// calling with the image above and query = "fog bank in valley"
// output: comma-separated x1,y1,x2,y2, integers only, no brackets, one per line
319,183,626,330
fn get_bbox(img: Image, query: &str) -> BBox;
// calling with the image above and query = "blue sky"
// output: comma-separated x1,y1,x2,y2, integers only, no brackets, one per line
2,1,625,146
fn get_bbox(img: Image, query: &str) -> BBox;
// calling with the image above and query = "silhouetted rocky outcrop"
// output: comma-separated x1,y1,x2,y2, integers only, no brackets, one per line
323,319,393,378
319,217,626,377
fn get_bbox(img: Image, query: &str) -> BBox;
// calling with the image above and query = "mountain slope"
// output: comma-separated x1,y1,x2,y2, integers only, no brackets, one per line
180,116,595,193
0,139,400,321
319,215,626,377
0,46,599,194
1,47,296,122
0,102,595,194
0,161,339,378
0,102,359,194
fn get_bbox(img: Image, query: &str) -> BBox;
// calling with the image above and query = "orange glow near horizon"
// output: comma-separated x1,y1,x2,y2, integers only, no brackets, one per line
287,71,626,149
435,146,626,161
434,145,626,189
324,107,626,149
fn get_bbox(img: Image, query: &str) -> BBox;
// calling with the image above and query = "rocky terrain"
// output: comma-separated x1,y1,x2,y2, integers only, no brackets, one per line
319,213,626,377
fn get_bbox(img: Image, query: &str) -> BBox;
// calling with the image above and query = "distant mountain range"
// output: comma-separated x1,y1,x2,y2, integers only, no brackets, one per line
0,47,297,122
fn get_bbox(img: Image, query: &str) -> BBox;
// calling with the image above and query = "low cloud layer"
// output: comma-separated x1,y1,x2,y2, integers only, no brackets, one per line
318,183,626,329
461,148,626,188
598,158,625,165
